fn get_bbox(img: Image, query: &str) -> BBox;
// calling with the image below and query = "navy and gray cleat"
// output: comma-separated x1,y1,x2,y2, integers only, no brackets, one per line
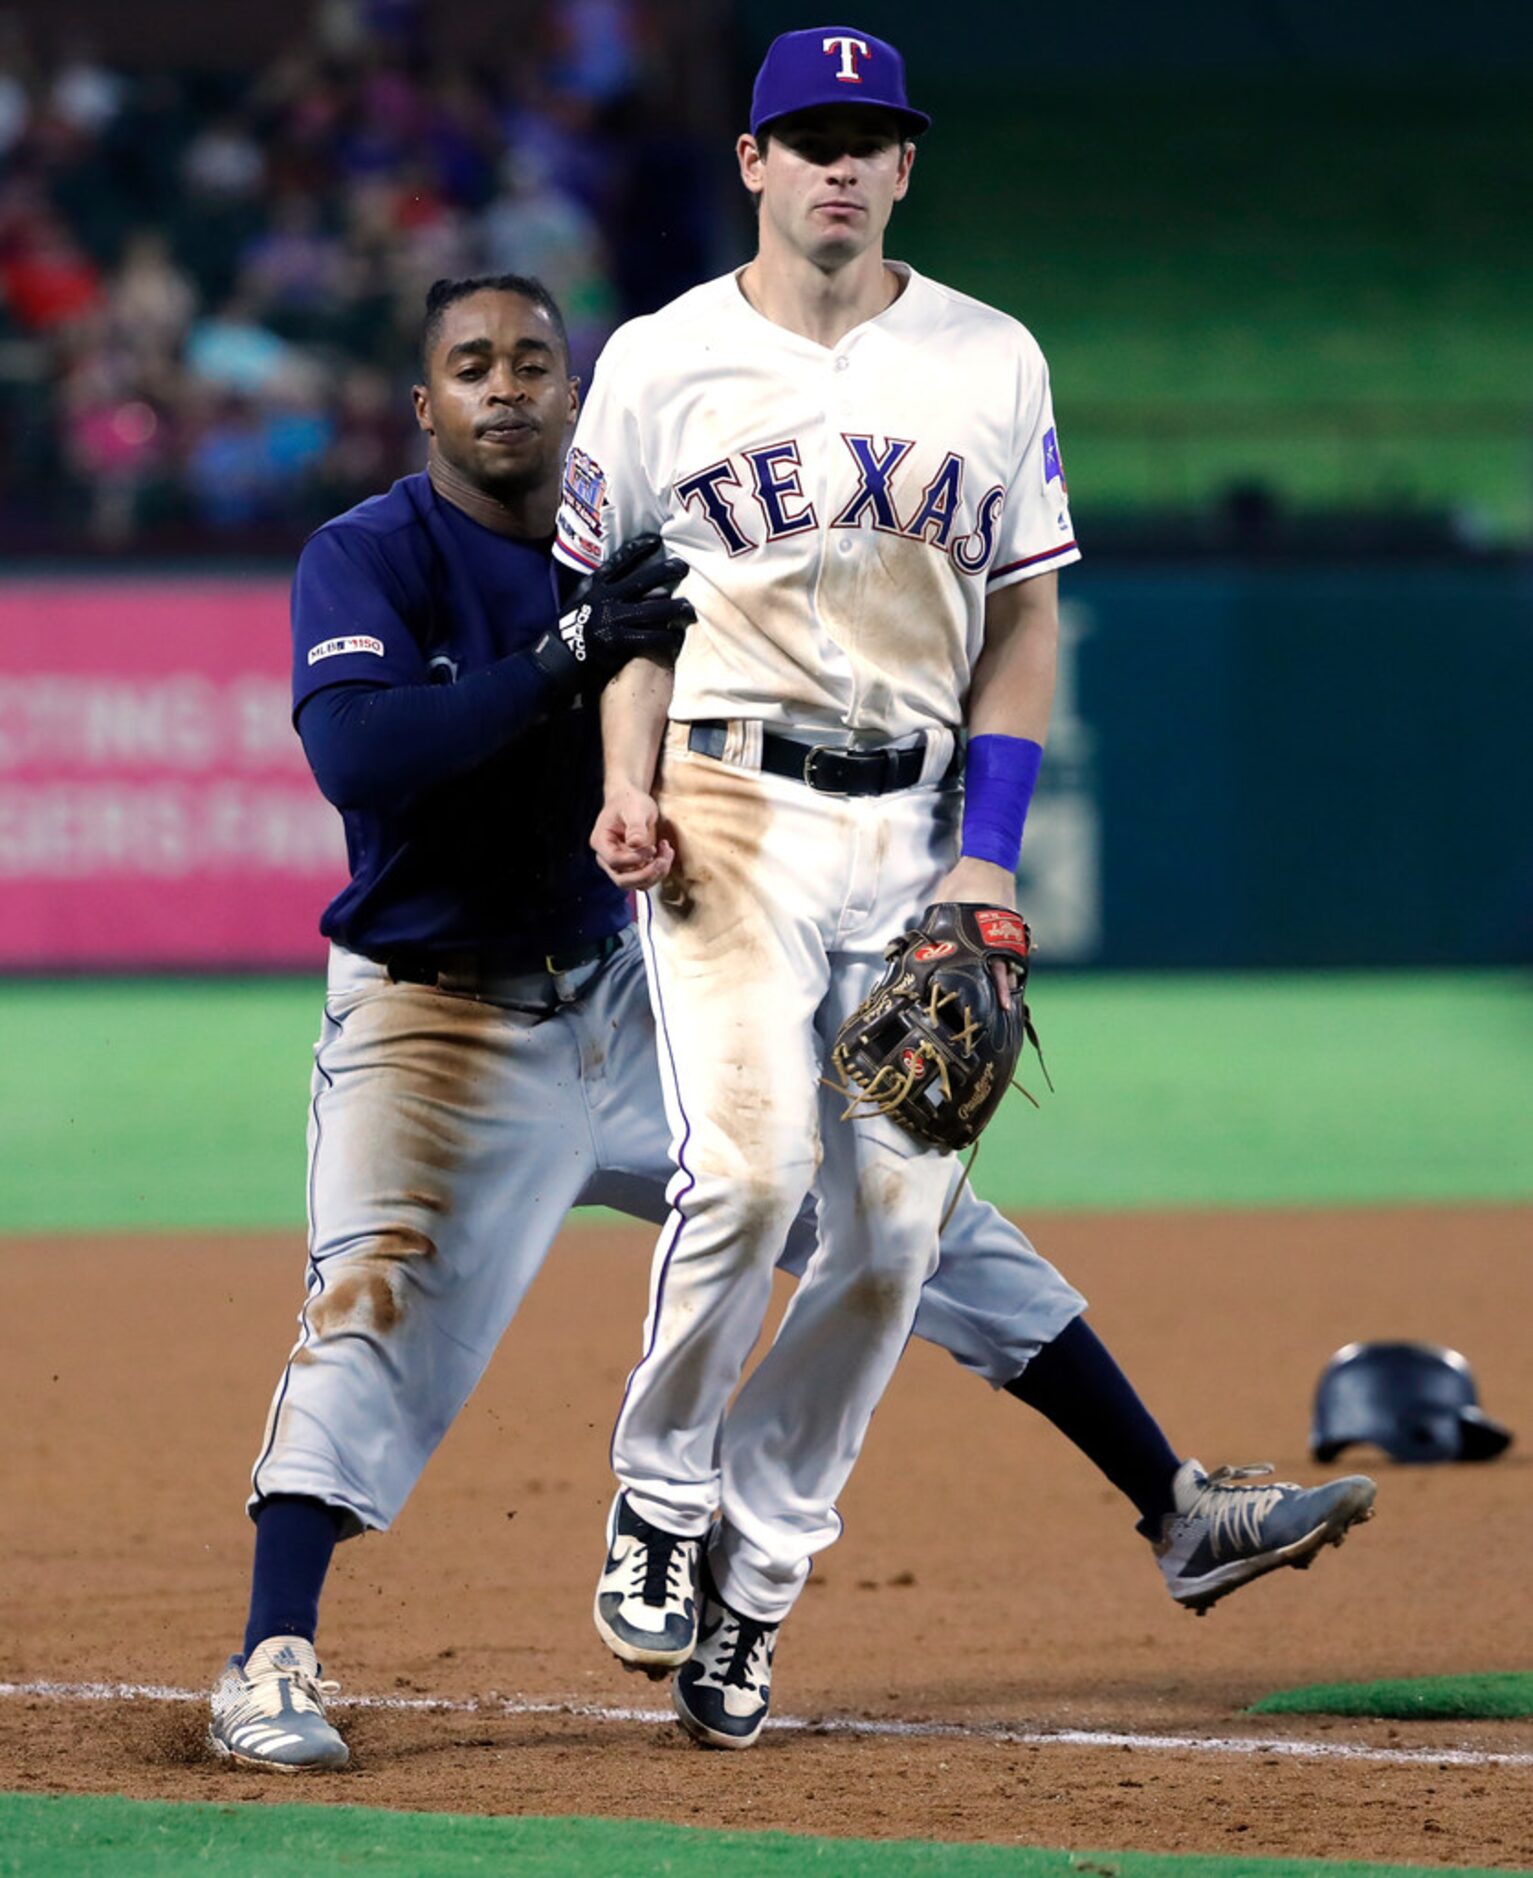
207,1635,349,1770
1152,1458,1377,1614
672,1572,779,1750
593,1492,702,1676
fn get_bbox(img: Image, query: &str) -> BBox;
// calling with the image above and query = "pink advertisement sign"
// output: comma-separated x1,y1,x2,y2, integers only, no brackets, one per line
0,579,344,969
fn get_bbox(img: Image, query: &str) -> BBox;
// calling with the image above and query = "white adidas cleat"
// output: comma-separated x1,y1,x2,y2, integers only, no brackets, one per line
1152,1459,1377,1615
208,1634,349,1771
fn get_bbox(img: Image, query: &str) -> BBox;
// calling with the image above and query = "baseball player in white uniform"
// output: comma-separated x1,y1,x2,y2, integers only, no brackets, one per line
565,28,1376,1750
564,26,1080,1747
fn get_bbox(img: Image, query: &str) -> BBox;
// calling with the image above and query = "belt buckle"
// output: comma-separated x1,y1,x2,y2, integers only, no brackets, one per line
802,745,848,795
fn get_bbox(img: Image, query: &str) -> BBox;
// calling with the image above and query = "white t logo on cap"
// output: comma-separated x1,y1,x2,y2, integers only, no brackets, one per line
822,34,870,81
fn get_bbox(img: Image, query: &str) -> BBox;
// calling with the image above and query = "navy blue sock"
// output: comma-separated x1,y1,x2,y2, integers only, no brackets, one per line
1005,1316,1182,1530
243,1495,344,1660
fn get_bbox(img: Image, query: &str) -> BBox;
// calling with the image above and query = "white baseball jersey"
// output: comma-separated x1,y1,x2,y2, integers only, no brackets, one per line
554,263,1079,742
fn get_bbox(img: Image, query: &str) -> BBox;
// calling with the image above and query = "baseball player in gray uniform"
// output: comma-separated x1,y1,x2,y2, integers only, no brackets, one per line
576,28,1376,1748
207,255,1371,1771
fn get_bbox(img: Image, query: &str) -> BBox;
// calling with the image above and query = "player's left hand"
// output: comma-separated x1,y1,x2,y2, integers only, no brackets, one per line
827,901,1039,1153
932,858,1020,1008
592,785,674,890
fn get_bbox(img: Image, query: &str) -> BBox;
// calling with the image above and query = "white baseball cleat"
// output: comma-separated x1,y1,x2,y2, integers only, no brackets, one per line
593,1492,702,1676
1151,1459,1377,1615
208,1634,349,1771
672,1570,779,1750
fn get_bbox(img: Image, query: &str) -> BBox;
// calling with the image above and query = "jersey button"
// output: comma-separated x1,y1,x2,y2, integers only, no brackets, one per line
838,536,854,554
832,355,850,372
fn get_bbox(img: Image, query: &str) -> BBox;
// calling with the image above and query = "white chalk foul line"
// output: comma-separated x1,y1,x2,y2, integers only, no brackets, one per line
3,1680,1531,1770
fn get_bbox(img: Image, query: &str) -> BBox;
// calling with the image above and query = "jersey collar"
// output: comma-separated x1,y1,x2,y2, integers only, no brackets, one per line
726,260,927,354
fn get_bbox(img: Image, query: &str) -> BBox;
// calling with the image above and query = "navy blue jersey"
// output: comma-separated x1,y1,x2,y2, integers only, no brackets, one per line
291,471,627,960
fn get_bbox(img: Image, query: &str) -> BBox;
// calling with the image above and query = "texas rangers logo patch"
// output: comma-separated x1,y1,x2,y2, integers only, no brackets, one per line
562,447,607,532
1041,426,1067,493
975,910,1030,956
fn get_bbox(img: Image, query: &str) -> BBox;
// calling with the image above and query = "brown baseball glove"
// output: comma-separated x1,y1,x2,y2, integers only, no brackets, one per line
827,902,1045,1153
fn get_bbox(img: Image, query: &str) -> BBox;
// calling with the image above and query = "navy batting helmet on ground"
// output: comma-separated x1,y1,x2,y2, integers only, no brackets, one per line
1310,1341,1513,1464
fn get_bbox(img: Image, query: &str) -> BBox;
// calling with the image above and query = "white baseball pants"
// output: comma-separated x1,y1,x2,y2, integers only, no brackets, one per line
615,730,1030,1622
250,925,1082,1542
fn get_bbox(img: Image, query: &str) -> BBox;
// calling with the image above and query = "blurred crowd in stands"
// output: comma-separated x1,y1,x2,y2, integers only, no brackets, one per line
0,0,722,551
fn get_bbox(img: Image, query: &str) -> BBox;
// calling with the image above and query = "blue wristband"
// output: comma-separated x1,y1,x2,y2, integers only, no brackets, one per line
960,733,1043,872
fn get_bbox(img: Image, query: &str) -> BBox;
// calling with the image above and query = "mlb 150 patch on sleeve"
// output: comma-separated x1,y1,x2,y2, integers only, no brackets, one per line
308,635,386,665
562,447,607,531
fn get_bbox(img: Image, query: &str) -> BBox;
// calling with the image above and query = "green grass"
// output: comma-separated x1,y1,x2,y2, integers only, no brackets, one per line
1251,1674,1533,1721
3,972,1529,1232
2,979,321,1232
1000,971,1533,1211
1,1794,1523,1878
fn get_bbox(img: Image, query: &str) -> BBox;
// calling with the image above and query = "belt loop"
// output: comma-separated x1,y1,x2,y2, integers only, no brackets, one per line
723,719,764,770
919,727,956,785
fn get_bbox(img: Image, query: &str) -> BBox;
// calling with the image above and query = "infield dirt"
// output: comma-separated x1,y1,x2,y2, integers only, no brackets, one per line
4,1208,1531,1868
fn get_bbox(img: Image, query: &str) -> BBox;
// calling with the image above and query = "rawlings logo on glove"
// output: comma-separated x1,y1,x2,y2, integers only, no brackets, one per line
911,939,957,962
827,901,1046,1153
973,908,1029,953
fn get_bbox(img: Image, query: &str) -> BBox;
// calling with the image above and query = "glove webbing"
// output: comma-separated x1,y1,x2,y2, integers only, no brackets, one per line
823,981,972,1125
823,982,1051,1123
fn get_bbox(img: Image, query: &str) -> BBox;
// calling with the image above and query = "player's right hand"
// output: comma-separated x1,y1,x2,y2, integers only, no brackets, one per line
591,787,674,890
534,534,695,691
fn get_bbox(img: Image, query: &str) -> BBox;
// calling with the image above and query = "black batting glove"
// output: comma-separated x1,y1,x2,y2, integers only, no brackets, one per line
532,533,695,690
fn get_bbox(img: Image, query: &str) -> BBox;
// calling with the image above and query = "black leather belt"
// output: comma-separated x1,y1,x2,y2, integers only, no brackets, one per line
383,932,620,991
687,722,960,797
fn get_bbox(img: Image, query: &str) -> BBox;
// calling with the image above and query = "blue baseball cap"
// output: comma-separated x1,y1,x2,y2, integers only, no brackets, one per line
750,26,931,141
